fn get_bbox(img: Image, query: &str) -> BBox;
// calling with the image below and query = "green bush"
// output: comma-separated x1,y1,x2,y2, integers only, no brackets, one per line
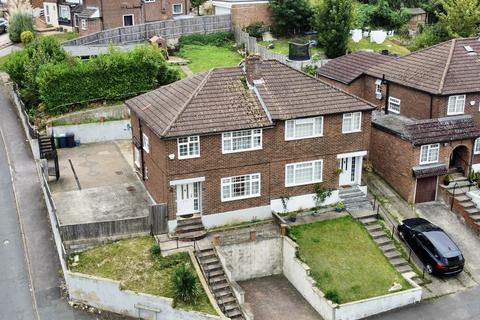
178,32,233,47
9,12,34,43
36,46,180,115
245,22,265,38
20,31,34,45
150,244,161,256
325,289,340,304
408,23,450,51
171,263,201,304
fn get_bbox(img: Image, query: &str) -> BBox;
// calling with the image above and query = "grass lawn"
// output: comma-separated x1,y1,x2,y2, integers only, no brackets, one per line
0,53,11,71
70,236,217,315
289,216,411,304
348,37,410,56
41,31,79,43
178,44,242,74
259,37,323,57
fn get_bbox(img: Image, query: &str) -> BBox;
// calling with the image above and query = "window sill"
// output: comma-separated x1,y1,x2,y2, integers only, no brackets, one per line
178,155,200,160
419,161,439,166
285,135,323,141
221,194,261,202
286,180,322,188
447,112,465,116
342,130,362,134
222,147,262,154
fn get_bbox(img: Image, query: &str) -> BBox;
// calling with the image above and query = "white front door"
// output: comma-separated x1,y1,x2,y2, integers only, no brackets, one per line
339,157,361,186
176,182,201,216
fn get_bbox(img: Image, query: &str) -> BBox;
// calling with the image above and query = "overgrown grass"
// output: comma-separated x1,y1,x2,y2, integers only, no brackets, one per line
41,31,79,42
70,236,217,315
289,216,411,304
348,37,410,56
0,53,11,71
178,44,242,74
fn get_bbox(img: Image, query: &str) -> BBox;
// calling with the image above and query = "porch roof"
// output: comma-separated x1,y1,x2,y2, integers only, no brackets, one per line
412,163,448,178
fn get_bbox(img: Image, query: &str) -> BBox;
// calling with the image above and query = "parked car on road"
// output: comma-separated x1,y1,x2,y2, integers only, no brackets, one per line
0,18,7,34
398,218,464,276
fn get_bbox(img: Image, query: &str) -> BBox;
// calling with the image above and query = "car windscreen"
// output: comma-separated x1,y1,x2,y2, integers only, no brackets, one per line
424,231,460,257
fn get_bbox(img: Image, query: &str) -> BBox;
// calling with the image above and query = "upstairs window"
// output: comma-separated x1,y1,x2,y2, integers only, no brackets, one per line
222,129,262,153
221,173,261,201
447,95,465,115
142,133,150,153
178,136,200,159
375,79,382,99
342,112,362,133
474,138,480,155
388,97,401,114
285,116,323,140
420,143,439,164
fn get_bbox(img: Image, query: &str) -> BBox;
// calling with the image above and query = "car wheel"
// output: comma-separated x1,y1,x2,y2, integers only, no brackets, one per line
426,264,434,274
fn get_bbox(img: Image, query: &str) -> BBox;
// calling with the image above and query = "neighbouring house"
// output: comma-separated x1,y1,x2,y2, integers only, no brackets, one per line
404,7,427,32
317,38,480,203
125,57,374,234
212,0,271,27
43,0,191,35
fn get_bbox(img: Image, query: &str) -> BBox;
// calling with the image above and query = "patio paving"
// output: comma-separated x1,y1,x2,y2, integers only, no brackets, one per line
239,275,323,320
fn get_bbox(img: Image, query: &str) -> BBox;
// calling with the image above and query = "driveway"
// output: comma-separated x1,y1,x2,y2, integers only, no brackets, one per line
416,202,480,282
239,275,323,320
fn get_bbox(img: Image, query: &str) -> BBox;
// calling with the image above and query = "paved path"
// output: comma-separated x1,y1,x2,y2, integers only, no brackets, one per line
0,86,129,319
368,286,480,320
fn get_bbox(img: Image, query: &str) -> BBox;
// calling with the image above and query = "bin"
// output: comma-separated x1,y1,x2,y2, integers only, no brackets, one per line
58,134,67,148
66,133,75,148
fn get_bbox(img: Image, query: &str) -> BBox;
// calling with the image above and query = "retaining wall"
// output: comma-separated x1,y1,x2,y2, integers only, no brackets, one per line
47,120,132,144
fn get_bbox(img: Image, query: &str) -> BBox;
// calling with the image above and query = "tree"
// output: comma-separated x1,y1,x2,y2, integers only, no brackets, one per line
316,0,353,58
8,11,34,43
437,0,480,37
368,0,410,31
190,0,207,15
171,263,201,304
269,0,314,36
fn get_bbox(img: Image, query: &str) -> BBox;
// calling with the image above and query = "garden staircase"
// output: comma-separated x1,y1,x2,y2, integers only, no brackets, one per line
38,134,60,180
358,214,424,286
196,247,245,320
339,186,371,210
175,215,207,241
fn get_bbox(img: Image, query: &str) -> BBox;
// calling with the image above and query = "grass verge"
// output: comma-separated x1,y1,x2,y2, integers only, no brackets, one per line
178,44,242,74
41,31,80,42
70,236,217,315
348,37,410,56
289,216,411,304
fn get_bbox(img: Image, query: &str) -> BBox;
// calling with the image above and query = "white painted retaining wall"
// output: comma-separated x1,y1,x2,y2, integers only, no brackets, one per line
282,237,423,320
219,238,282,281
66,271,221,320
47,120,132,144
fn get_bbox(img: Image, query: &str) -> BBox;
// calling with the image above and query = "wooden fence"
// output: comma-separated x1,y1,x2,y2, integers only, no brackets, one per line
233,25,330,71
63,15,232,46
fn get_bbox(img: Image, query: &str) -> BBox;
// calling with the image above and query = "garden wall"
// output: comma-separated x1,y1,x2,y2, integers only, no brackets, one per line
47,120,132,144
66,271,222,320
282,237,423,320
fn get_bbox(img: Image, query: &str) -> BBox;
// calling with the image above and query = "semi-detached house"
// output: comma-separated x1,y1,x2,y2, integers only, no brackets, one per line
317,38,480,204
126,57,374,234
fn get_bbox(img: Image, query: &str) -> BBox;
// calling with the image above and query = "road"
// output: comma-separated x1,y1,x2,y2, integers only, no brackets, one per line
0,85,128,320
369,286,480,320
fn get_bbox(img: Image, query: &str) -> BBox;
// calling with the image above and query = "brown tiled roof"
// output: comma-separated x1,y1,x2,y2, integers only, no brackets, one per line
405,115,480,145
125,68,272,138
255,60,375,120
367,38,480,95
412,164,448,178
317,51,395,84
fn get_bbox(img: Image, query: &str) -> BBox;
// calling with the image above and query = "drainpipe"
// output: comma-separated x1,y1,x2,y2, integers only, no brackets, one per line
429,95,433,119
469,139,475,176
382,74,389,114
99,0,104,30
138,118,146,180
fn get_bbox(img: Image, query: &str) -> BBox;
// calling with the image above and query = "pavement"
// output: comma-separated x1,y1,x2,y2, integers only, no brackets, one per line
239,275,323,320
0,85,130,319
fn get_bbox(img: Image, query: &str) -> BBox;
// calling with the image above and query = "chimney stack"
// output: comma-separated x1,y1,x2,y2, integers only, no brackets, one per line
245,55,263,85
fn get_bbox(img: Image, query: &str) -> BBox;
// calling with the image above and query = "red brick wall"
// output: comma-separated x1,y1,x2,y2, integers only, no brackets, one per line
230,3,271,27
132,111,372,219
318,77,366,99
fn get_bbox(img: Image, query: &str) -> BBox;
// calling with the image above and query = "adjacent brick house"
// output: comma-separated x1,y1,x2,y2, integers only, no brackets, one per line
212,0,271,27
43,0,191,35
317,38,480,203
126,57,374,231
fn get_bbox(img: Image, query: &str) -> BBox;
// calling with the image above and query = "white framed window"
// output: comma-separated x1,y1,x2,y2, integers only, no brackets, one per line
81,19,87,30
172,3,183,14
222,129,262,153
375,79,382,96
177,136,200,159
134,147,141,168
342,112,362,133
221,173,261,201
142,133,150,153
475,138,480,155
388,97,401,114
447,95,465,115
123,14,134,26
285,160,323,187
420,143,440,164
285,116,323,140
144,0,155,2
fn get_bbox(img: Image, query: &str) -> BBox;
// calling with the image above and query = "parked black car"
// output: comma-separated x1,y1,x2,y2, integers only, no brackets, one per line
398,218,464,276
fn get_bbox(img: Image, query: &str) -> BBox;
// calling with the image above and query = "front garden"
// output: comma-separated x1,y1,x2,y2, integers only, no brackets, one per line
288,216,411,304
70,236,217,315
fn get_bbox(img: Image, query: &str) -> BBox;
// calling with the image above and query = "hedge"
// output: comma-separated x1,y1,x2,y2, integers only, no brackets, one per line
37,46,178,115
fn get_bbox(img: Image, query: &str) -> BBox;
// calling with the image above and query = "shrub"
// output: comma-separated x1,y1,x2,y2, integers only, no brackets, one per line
9,12,34,43
269,0,314,36
37,45,180,115
171,263,201,304
178,32,233,47
20,31,34,45
408,23,450,51
325,289,340,304
245,22,265,38
150,243,161,256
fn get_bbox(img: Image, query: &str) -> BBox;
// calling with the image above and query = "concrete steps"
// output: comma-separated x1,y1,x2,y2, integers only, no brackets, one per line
447,182,480,229
196,247,245,320
175,216,207,241
339,187,372,210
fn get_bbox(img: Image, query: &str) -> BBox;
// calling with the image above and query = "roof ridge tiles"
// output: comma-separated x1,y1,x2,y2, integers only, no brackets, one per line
438,39,456,94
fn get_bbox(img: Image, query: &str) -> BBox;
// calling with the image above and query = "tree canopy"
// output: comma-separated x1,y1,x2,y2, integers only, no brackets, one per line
437,0,480,37
269,0,314,35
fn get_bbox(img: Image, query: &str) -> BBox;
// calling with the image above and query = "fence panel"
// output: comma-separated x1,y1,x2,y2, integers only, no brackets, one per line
150,203,168,235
